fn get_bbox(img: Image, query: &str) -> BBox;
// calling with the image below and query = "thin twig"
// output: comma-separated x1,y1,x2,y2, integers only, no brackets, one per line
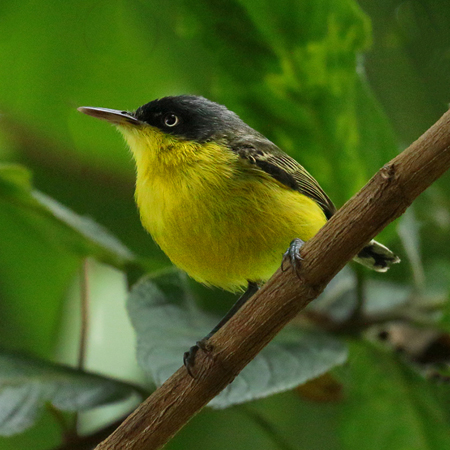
78,258,90,371
348,267,365,323
72,258,90,436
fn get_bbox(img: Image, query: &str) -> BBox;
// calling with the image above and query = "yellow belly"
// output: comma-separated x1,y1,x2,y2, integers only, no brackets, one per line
135,157,327,292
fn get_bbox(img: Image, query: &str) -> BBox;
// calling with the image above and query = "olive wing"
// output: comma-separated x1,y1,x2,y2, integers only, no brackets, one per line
232,137,336,219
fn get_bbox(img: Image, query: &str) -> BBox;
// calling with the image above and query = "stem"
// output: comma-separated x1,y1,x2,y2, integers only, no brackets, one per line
349,267,365,323
73,258,90,435
78,258,90,370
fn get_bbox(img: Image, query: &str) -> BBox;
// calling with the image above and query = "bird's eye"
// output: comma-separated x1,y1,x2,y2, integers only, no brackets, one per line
163,113,179,127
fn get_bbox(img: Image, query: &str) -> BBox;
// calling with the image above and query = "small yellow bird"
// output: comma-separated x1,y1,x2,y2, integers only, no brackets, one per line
79,95,399,367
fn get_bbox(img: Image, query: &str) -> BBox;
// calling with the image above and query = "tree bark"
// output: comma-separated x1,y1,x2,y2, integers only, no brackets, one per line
96,109,450,450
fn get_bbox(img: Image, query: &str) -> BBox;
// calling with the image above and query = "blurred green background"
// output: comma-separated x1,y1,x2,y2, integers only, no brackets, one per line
2,0,450,449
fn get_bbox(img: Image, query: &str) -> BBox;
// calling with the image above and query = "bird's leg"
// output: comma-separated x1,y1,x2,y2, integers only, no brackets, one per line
281,238,305,276
183,281,259,376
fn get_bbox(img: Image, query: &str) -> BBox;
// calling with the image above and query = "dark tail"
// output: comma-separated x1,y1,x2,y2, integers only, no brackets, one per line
353,240,400,272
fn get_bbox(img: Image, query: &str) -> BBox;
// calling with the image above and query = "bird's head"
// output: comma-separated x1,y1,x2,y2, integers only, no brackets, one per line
78,95,256,167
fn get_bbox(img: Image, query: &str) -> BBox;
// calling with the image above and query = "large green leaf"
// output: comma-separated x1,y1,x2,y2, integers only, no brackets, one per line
339,342,450,449
0,163,140,272
127,271,347,408
178,0,398,207
0,166,80,357
0,352,138,436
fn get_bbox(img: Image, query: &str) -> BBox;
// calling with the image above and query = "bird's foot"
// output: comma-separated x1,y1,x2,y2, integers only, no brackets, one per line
183,338,213,378
281,238,305,277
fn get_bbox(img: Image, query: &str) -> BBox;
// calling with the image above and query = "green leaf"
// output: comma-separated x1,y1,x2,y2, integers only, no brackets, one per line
0,163,139,271
127,271,348,409
179,0,398,207
212,328,347,409
339,341,450,449
32,191,135,266
0,352,137,436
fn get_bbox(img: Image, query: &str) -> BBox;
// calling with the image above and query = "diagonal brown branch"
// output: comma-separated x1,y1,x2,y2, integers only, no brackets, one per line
96,109,450,450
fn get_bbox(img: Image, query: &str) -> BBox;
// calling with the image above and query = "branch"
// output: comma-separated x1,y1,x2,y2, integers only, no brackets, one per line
96,110,450,449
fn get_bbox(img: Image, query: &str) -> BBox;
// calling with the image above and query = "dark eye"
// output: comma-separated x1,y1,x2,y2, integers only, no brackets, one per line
164,113,179,127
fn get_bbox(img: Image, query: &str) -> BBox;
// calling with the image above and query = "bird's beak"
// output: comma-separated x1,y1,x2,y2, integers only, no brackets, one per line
77,107,141,126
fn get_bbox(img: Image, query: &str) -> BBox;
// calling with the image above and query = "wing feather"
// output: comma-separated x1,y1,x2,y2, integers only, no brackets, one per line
231,137,336,219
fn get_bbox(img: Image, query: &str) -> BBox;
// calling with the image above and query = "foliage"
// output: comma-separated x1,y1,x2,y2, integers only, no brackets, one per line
1,0,450,449
0,352,138,437
127,271,347,408
340,342,450,449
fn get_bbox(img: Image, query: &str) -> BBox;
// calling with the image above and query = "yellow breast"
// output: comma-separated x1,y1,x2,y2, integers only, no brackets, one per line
122,126,327,292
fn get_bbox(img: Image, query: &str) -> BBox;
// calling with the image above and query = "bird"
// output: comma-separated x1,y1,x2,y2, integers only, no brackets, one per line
78,95,400,370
